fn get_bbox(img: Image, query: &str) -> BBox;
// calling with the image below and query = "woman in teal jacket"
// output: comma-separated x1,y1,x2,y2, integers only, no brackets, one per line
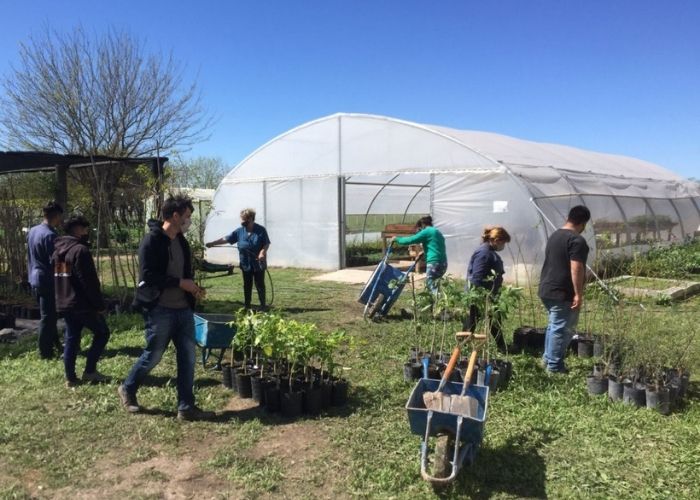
392,216,447,291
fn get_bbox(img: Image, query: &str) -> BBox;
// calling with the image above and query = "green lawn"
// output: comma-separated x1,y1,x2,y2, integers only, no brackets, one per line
1,268,698,499
613,276,690,291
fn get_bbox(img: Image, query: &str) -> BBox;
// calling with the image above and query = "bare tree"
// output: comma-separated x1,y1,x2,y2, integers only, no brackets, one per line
168,155,228,189
0,26,212,295
0,26,211,157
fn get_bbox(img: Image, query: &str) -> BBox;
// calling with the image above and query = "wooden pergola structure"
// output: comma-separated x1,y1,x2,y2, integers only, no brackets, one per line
0,151,168,208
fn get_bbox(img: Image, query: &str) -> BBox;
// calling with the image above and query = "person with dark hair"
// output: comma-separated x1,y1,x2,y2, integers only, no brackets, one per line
463,226,511,349
392,215,447,291
27,201,64,359
539,205,591,374
205,208,271,311
53,216,110,387
118,195,213,420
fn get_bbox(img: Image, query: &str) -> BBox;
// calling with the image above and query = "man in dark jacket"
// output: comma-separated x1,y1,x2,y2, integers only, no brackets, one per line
27,201,64,359
118,195,213,421
53,216,110,387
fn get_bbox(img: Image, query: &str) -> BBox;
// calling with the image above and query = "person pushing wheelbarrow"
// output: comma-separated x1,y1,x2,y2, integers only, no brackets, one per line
391,216,447,293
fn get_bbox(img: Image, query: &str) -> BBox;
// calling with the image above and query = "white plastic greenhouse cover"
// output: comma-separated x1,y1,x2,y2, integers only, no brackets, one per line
205,113,700,282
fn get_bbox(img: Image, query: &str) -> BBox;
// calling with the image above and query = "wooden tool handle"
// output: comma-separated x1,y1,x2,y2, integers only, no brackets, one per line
455,332,487,341
460,350,479,395
437,345,461,392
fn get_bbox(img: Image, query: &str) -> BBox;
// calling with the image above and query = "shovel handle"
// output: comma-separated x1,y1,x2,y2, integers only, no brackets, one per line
460,350,479,395
436,345,461,392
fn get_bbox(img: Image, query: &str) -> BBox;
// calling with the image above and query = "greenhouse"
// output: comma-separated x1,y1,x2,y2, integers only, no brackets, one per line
204,113,700,281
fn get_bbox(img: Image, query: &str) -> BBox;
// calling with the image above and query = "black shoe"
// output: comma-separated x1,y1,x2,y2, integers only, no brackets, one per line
117,384,140,413
177,406,215,421
65,378,81,388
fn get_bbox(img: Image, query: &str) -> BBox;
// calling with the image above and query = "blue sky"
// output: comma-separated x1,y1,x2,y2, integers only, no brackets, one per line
1,0,698,178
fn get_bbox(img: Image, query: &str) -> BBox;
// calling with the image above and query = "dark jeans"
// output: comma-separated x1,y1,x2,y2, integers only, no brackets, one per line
32,285,60,358
63,311,111,381
462,305,506,349
242,270,266,309
123,305,196,411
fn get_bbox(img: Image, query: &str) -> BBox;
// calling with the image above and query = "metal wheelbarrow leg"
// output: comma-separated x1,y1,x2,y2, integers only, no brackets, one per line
420,411,473,484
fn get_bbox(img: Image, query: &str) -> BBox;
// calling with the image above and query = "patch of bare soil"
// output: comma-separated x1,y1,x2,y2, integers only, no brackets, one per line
42,398,348,500
51,449,235,500
248,420,348,500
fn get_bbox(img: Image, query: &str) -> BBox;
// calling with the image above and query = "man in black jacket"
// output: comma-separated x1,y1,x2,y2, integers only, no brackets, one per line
118,195,212,421
53,216,110,387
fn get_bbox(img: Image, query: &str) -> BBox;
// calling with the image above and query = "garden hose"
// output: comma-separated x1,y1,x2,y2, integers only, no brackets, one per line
207,244,275,307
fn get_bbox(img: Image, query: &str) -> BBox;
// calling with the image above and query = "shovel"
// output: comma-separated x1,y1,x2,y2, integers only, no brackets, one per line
422,343,462,412
449,332,486,416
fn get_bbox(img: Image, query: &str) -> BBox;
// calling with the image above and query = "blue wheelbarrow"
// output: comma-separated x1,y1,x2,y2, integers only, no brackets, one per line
194,313,237,369
358,245,422,319
406,333,489,487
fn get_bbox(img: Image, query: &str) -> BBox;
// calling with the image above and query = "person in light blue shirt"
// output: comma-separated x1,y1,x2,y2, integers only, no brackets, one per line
27,201,64,359
206,208,271,310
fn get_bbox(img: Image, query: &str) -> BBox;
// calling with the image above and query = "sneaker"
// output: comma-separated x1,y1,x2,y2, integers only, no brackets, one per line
65,379,81,388
177,406,215,421
117,384,140,413
82,370,109,383
546,367,570,375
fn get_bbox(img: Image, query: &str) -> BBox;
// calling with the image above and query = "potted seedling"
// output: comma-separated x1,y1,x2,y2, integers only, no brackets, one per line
231,309,258,398
251,312,284,405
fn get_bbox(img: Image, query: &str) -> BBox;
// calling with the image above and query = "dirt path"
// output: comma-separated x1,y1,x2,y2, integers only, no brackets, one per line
44,397,345,500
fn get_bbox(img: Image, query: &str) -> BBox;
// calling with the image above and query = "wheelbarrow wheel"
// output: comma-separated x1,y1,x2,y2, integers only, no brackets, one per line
367,293,385,319
432,432,455,486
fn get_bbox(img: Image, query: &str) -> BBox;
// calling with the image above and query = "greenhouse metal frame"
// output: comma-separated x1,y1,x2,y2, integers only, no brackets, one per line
204,113,700,281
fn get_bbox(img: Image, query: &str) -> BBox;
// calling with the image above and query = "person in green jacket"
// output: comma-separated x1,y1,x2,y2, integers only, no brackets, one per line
392,216,447,291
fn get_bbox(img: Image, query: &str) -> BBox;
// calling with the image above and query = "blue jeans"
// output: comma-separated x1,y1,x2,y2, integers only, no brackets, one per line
123,305,196,411
426,261,447,292
541,298,580,372
63,312,110,381
32,285,60,358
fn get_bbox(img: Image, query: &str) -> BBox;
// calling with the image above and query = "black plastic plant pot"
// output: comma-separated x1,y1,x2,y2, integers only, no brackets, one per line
678,373,690,399
586,375,608,395
331,379,349,406
230,367,239,393
320,380,333,409
488,370,501,393
236,372,253,399
264,386,281,412
493,359,513,385
608,376,624,402
251,376,271,404
403,362,421,382
668,382,680,409
281,390,303,418
427,366,441,380
527,328,546,350
577,339,594,358
221,363,232,389
645,386,671,415
303,387,323,416
593,337,604,357
622,382,646,407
